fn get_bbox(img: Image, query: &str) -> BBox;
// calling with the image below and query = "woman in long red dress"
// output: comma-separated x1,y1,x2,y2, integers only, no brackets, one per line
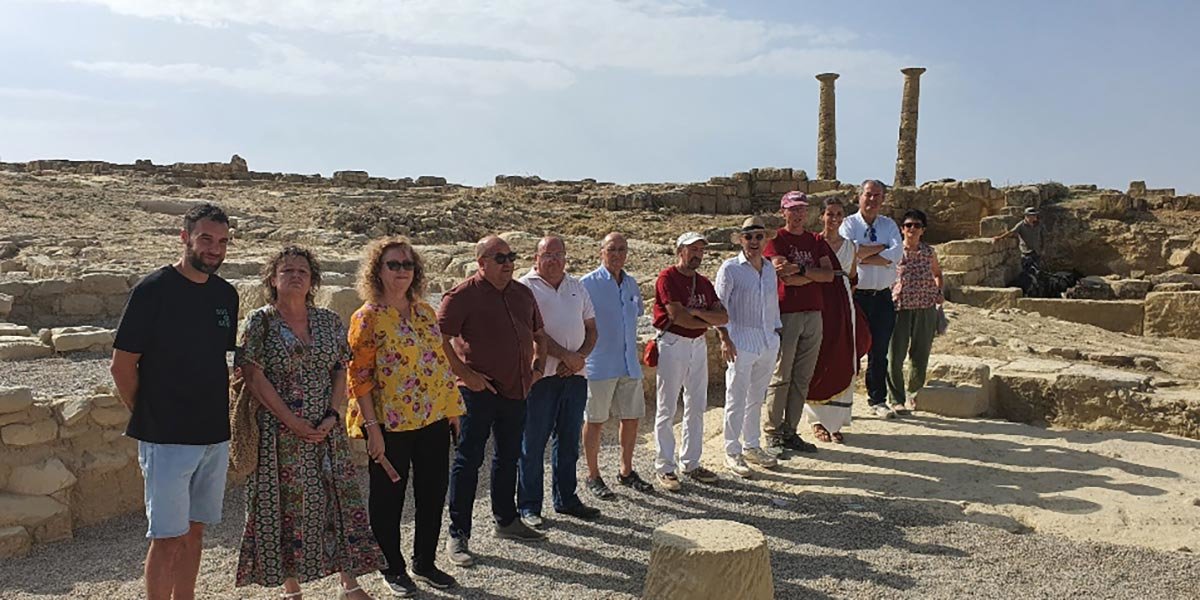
804,198,871,443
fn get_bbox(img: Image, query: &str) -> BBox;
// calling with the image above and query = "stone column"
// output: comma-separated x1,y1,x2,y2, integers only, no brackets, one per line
894,67,926,187
815,72,839,181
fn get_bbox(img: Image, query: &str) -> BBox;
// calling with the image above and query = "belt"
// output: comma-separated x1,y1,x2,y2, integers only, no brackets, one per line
854,288,891,296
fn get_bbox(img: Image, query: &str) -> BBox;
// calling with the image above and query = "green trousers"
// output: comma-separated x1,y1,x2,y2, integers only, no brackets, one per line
887,306,938,406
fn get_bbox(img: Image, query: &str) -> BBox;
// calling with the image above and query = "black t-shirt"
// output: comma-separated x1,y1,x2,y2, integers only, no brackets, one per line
114,266,239,444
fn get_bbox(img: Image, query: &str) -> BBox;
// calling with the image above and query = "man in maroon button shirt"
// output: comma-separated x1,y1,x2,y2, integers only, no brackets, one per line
763,191,835,455
439,234,549,567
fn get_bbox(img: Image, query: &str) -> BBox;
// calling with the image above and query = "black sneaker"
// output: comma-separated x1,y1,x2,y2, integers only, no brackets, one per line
494,518,547,541
409,565,458,590
587,476,617,500
384,572,418,597
556,503,601,520
781,434,818,453
765,434,788,455
616,470,654,493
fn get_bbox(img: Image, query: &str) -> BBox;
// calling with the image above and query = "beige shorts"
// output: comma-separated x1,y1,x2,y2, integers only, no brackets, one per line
585,376,646,423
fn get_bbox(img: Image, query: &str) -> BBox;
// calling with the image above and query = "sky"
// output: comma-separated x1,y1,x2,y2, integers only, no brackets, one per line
1,0,1198,192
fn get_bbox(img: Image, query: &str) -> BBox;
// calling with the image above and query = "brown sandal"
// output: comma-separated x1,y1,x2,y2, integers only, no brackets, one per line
831,431,845,444
812,424,832,443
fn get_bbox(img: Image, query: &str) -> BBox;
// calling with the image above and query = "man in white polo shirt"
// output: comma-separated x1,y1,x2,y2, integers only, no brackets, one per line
839,179,905,418
517,235,601,528
715,217,781,478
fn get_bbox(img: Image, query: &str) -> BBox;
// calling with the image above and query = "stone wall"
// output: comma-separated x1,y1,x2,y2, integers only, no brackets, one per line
0,387,142,558
936,237,1020,289
0,273,135,329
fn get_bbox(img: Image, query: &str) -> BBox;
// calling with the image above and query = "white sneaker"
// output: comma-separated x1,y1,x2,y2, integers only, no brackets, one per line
742,447,778,468
725,454,753,479
871,404,896,419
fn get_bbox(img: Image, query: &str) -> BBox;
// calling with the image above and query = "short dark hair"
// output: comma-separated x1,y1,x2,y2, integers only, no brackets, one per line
860,179,887,193
901,209,928,228
183,202,230,233
822,196,845,211
261,245,322,306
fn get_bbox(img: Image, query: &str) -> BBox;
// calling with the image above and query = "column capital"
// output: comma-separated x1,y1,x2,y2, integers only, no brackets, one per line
901,67,927,77
815,72,840,82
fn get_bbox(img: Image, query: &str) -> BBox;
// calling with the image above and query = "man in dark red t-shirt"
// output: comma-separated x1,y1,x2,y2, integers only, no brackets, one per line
651,232,727,491
762,191,835,454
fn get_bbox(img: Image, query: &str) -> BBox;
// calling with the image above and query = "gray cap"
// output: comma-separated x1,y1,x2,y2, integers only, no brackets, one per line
675,231,706,248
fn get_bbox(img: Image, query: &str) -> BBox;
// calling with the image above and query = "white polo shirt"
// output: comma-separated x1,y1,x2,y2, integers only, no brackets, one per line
519,269,596,376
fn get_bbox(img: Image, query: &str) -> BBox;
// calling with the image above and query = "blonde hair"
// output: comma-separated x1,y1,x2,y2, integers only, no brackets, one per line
355,236,426,304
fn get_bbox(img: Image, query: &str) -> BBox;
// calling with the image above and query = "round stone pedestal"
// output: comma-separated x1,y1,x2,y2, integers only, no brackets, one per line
642,518,773,600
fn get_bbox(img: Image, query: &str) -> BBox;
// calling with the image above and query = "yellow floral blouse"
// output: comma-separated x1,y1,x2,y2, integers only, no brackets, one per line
345,301,465,438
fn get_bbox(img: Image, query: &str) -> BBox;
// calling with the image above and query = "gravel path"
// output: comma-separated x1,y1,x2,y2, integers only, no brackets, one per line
0,352,113,398
2,423,1199,600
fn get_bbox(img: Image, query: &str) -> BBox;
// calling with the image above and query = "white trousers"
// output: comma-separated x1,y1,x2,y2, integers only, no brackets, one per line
723,338,778,456
654,332,708,474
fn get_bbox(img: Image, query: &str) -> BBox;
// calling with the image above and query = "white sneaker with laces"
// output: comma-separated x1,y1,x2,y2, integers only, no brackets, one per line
725,454,753,479
743,447,778,468
871,404,896,419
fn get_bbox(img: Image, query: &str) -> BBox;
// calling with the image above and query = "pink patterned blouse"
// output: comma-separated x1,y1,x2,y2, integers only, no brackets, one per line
892,243,942,310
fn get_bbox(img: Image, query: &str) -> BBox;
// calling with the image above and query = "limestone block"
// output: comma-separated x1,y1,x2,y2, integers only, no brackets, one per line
134,197,212,216
0,493,69,530
77,273,129,295
915,383,989,418
315,286,363,325
0,387,34,414
939,254,985,272
58,421,94,440
1015,298,1144,335
643,519,773,600
926,355,1002,389
59,294,105,316
81,449,131,475
0,323,33,337
1144,291,1200,339
90,394,121,408
0,526,31,559
53,397,92,427
1,420,57,446
0,336,53,361
1167,249,1200,273
941,271,968,289
415,175,447,186
807,179,841,194
0,410,32,427
769,180,798,194
51,326,115,353
979,215,1019,237
946,286,1022,310
0,292,11,317
90,405,131,428
1004,186,1041,209
5,458,77,496
1111,279,1152,300
937,239,995,256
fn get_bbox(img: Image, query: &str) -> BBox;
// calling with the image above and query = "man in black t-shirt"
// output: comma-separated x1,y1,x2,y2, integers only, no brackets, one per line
110,202,238,600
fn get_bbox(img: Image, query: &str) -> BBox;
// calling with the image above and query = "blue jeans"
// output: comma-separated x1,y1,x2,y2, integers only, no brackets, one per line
447,388,526,541
854,289,897,406
518,375,587,516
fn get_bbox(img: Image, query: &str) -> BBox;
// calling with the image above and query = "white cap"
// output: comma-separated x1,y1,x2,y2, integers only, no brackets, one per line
675,231,707,248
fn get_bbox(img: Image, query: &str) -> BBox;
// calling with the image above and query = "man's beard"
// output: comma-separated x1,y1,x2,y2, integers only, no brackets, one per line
187,245,222,274
687,257,702,269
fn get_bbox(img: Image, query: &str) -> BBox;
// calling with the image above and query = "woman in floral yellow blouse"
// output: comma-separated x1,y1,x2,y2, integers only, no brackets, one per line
346,237,465,597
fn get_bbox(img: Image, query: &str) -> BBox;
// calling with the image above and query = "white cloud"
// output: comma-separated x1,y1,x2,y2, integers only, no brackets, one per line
50,0,897,78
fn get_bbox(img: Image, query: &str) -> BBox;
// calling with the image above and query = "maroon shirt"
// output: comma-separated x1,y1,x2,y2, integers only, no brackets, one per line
764,228,833,313
652,266,719,339
438,273,544,400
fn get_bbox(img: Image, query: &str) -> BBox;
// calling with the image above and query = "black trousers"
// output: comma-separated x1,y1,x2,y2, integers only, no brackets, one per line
854,289,897,406
366,418,450,575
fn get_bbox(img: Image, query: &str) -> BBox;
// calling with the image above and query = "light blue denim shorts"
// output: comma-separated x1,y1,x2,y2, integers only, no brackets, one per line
137,441,229,539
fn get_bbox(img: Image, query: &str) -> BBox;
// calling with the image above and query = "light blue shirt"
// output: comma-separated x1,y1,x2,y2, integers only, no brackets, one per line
715,252,782,355
839,212,904,290
581,266,643,380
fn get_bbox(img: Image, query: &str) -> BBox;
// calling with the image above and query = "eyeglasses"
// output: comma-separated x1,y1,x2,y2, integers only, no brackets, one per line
384,260,417,271
538,251,567,261
490,252,519,265
902,222,925,230
741,232,766,241
603,246,628,254
867,226,877,242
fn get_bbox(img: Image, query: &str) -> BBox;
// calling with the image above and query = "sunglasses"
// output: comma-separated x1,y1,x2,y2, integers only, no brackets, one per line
384,260,417,272
902,222,925,230
741,232,766,241
490,252,519,265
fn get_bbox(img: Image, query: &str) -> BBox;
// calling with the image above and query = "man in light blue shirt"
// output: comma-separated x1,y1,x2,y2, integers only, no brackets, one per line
580,232,654,498
839,179,905,418
715,217,782,478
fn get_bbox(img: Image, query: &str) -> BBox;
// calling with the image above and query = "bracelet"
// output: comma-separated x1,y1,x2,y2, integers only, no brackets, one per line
363,419,379,427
